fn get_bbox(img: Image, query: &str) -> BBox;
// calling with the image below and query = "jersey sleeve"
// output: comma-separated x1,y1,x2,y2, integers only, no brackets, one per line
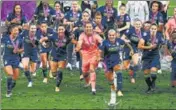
99,40,106,51
118,38,125,45
125,14,131,22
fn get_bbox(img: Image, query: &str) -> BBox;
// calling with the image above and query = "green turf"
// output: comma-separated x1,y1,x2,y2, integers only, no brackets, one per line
1,68,176,109
1,0,176,109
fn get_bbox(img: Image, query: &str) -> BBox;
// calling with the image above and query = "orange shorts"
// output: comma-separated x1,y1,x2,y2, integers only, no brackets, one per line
81,52,99,73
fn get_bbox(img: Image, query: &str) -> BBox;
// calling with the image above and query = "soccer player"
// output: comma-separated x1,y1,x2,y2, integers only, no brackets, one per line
52,1,64,31
39,24,76,92
75,22,103,95
165,8,176,40
143,21,152,32
99,29,133,99
116,4,131,36
121,19,144,83
34,0,55,26
93,11,105,39
63,1,82,70
167,33,176,87
97,0,117,38
5,4,27,27
36,21,54,83
149,1,164,32
73,8,92,80
1,24,23,97
21,24,39,87
138,23,165,93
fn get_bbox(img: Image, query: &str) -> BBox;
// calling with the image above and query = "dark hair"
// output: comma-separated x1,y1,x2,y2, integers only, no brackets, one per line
8,24,19,34
94,11,102,18
119,3,126,9
144,21,152,24
39,20,48,25
151,23,158,27
12,3,22,16
150,1,162,12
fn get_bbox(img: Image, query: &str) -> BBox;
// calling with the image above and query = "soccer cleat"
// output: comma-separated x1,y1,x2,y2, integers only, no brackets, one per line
117,91,123,97
6,92,12,98
145,88,151,94
43,78,48,84
108,90,116,105
32,72,36,77
92,91,96,95
27,82,33,87
66,63,72,70
76,61,79,69
55,87,60,92
49,71,53,78
80,74,84,81
130,78,136,84
84,83,90,88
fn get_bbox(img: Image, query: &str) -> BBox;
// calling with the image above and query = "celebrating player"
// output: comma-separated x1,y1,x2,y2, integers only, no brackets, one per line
1,24,24,97
21,24,39,87
75,22,103,95
138,23,165,93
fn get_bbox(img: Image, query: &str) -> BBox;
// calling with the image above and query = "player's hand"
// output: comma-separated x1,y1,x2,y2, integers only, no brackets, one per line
151,44,157,49
11,18,18,23
96,57,103,62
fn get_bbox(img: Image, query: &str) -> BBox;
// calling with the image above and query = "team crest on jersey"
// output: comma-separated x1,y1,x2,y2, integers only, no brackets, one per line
116,42,119,46
143,32,147,36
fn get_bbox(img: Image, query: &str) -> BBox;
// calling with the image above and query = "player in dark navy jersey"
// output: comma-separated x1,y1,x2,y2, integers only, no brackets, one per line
1,24,24,97
138,23,165,93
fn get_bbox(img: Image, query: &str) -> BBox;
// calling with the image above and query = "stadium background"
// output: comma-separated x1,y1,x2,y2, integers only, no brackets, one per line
1,0,176,109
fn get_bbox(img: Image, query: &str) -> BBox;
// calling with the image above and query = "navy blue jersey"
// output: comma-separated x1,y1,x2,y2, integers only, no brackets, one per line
116,14,131,35
1,35,23,60
149,11,164,25
48,31,71,58
20,30,38,54
34,6,55,25
6,12,27,25
100,38,125,61
97,6,117,26
142,31,165,59
36,28,54,53
167,41,176,60
125,27,145,48
64,10,82,23
100,38,125,69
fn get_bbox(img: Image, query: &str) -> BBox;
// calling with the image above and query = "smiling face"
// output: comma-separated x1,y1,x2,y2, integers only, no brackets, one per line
150,25,157,36
29,25,37,35
14,5,21,15
108,30,116,43
82,12,90,22
11,26,19,38
119,6,126,15
55,3,61,11
57,26,65,37
134,21,142,30
40,23,48,33
152,2,159,13
84,23,93,36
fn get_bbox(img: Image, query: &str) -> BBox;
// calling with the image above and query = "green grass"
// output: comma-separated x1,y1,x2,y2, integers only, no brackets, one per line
1,0,176,109
1,69,176,109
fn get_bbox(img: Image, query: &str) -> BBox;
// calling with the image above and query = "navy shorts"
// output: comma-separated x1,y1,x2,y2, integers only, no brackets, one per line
3,58,20,68
123,46,138,60
104,57,121,71
142,56,160,70
22,51,38,63
50,54,67,62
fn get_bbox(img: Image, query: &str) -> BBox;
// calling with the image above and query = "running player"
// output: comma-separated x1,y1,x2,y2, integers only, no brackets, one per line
99,29,133,99
1,24,23,97
20,24,39,87
121,19,144,83
36,21,54,83
39,24,76,92
75,22,103,95
138,23,165,93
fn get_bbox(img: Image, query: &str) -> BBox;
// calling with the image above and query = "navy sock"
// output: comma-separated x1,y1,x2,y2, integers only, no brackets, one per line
79,60,82,75
24,71,32,82
133,65,138,78
7,77,13,94
145,76,152,88
56,71,63,87
151,73,157,88
42,68,47,78
11,80,16,89
116,72,123,91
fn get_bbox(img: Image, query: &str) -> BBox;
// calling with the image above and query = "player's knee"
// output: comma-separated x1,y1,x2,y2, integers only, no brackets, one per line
90,72,96,81
23,65,29,71
151,68,157,72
